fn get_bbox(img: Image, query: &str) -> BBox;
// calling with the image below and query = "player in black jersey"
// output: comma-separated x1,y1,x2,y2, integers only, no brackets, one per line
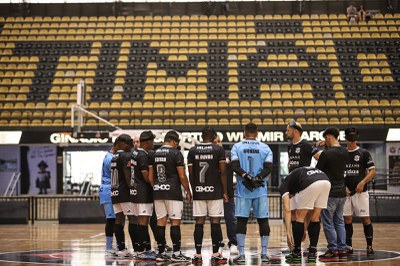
110,134,136,257
280,167,331,263
315,127,349,260
343,127,376,256
188,126,228,264
130,131,157,260
149,130,192,262
285,120,321,245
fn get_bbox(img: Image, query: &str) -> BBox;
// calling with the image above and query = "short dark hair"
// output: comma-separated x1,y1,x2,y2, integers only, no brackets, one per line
114,133,133,146
345,127,359,141
140,130,156,142
164,130,180,143
202,126,217,141
244,122,258,134
323,127,340,139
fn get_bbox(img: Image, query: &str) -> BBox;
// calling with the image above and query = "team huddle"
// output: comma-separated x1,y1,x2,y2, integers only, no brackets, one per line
99,121,376,264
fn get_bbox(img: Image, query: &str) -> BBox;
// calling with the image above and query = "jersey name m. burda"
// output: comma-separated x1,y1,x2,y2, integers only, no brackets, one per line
151,145,184,201
187,143,226,200
231,139,273,199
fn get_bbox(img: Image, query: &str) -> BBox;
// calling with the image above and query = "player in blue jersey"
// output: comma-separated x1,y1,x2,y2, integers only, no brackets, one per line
230,123,273,263
99,141,118,256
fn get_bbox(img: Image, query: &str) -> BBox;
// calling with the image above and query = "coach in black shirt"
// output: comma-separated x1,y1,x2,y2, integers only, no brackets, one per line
316,127,349,260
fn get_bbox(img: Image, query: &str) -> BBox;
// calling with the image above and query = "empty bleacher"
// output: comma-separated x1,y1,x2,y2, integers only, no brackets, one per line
0,14,399,129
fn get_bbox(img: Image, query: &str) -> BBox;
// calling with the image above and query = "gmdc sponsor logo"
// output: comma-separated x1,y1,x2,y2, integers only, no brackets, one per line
154,184,170,191
195,186,215,192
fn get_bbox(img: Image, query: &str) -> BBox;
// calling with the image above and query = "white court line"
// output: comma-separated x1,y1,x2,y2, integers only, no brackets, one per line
90,233,104,238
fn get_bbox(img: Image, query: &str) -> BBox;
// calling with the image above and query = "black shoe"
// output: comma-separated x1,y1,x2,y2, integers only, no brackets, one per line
285,251,301,263
171,252,191,262
165,245,173,252
192,254,202,264
367,246,374,256
211,253,227,264
338,251,347,260
319,249,338,259
307,249,316,263
346,246,354,255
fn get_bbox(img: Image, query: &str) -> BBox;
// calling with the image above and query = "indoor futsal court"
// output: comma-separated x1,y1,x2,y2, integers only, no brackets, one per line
0,221,399,265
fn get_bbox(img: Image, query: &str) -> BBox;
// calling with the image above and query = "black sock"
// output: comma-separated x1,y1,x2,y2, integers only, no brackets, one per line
307,221,320,252
345,223,353,247
363,223,373,247
170,225,181,252
157,226,166,253
293,221,304,254
211,223,223,254
114,224,125,251
194,224,204,254
145,227,152,251
129,223,140,251
150,210,159,243
137,225,148,252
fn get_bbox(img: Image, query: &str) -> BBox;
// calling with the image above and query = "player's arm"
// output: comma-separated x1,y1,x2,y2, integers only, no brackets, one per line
315,152,327,170
187,149,195,190
148,165,154,187
356,153,376,193
177,166,192,201
282,193,294,249
139,155,150,183
219,160,228,201
256,161,273,179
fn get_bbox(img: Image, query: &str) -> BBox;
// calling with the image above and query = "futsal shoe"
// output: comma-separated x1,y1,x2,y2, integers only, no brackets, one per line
231,254,246,264
211,253,227,264
117,248,132,258
338,250,347,260
318,249,338,259
156,251,171,262
285,251,301,263
171,252,191,262
260,254,269,262
346,246,354,255
307,248,317,263
192,254,203,264
367,246,375,256
105,249,116,256
136,251,157,260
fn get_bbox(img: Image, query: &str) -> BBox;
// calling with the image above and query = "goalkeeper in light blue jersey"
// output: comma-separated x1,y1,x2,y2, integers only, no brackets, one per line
230,123,273,263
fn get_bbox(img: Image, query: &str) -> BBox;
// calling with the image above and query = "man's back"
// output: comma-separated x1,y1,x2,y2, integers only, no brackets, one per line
316,146,349,198
231,139,273,198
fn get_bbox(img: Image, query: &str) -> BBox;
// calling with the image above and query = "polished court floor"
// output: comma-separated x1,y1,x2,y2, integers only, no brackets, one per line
0,221,399,265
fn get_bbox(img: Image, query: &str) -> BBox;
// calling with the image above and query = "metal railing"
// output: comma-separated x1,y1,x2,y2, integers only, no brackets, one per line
0,195,99,224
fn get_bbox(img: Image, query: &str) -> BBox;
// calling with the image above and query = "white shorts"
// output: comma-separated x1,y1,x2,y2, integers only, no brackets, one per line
295,180,331,210
193,199,224,217
113,202,135,216
290,194,297,211
132,203,154,217
154,200,183,220
343,191,370,217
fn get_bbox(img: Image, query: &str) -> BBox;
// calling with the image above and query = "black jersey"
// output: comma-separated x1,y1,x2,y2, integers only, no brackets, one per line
346,147,375,195
151,145,185,201
187,143,226,200
316,146,349,198
130,148,153,203
279,167,329,197
288,139,318,172
110,150,131,204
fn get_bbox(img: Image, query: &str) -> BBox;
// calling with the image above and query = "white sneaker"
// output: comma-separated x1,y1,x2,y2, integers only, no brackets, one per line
117,248,131,257
230,245,238,255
